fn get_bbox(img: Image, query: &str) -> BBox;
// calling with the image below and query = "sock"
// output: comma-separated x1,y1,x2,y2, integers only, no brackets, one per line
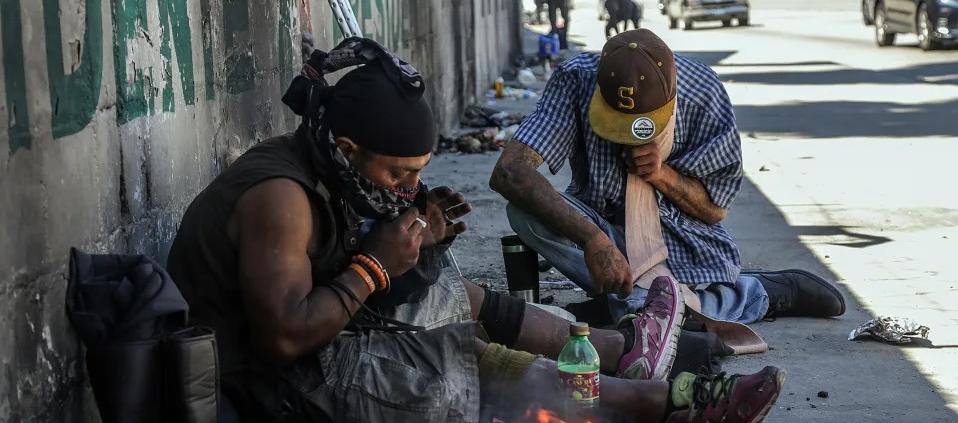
478,343,538,383
670,372,737,411
617,318,637,354
477,290,526,347
669,372,698,409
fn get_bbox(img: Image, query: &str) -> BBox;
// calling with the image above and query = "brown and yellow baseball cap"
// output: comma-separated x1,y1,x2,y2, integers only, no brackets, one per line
588,29,677,145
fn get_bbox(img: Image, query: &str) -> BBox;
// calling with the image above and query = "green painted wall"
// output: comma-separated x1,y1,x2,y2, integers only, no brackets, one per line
3,0,299,145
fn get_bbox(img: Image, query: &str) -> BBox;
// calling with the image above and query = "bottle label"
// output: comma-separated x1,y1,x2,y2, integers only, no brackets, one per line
559,370,599,402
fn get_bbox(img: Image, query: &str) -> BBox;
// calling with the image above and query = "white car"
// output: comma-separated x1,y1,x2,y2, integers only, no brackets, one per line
665,0,750,30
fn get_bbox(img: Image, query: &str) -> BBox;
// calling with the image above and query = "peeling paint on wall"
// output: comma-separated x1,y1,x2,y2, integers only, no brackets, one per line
201,0,217,100
111,0,150,123
159,0,195,111
223,0,254,94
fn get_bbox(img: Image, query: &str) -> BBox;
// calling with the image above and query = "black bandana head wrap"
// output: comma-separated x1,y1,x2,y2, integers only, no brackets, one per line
283,38,434,220
328,64,437,157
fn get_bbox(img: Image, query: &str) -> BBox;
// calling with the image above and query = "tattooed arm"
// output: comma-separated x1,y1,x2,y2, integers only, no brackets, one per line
490,142,633,294
649,165,727,225
626,142,728,225
490,142,602,247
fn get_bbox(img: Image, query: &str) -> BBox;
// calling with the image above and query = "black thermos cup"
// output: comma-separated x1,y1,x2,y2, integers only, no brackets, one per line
501,234,539,303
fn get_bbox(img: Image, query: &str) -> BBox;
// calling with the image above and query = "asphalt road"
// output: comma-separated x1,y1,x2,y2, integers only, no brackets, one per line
433,1,958,421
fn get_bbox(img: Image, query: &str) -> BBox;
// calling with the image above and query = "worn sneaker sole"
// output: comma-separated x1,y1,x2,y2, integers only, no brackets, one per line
651,278,685,381
619,277,686,381
747,367,787,423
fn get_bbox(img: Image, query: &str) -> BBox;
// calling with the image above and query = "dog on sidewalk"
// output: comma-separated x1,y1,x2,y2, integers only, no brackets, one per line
604,0,643,38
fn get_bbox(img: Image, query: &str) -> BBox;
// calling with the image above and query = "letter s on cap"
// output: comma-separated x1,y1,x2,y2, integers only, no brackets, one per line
617,87,635,110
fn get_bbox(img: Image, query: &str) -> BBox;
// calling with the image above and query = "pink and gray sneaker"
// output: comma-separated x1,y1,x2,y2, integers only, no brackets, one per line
615,275,685,380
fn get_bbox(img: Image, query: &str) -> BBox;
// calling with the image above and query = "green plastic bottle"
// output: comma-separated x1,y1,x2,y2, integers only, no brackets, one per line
558,322,600,415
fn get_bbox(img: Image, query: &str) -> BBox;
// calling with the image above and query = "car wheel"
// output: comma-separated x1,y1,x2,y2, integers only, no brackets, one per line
874,5,896,46
669,17,678,29
683,18,693,30
722,19,732,27
738,14,749,26
862,0,874,25
918,3,940,51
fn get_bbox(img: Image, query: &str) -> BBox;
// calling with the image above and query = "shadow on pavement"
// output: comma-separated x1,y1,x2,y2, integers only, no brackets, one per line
675,50,737,66
719,61,958,86
719,61,839,67
734,98,957,138
675,22,766,32
788,225,892,248
725,177,958,421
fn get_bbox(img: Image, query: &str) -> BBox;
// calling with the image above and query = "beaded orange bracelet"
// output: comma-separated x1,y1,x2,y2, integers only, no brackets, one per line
353,254,389,292
361,253,390,286
354,255,387,291
348,263,377,294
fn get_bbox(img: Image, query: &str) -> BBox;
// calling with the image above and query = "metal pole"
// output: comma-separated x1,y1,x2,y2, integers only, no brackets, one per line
328,0,363,38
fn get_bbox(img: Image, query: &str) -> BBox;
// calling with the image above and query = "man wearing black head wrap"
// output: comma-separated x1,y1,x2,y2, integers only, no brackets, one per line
167,40,740,423
319,64,440,221
167,52,477,421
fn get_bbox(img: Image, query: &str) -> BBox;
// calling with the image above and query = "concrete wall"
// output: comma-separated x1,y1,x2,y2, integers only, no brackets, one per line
0,0,518,421
305,0,521,134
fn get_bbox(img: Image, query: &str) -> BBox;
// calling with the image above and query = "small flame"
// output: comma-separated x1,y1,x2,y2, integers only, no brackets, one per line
535,407,566,423
503,403,599,423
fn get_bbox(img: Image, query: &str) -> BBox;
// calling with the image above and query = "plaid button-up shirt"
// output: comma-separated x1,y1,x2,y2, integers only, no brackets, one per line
512,53,743,285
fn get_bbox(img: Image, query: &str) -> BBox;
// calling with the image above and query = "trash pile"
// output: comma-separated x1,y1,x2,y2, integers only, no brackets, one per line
438,106,525,154
437,66,546,154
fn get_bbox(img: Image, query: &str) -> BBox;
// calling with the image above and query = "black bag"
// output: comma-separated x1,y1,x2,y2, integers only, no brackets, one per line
67,248,220,423
86,339,164,423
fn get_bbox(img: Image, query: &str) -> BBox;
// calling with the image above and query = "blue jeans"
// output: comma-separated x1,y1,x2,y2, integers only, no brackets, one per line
506,193,769,324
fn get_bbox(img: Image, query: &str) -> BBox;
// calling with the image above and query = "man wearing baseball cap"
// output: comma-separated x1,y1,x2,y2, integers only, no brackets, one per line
491,30,844,342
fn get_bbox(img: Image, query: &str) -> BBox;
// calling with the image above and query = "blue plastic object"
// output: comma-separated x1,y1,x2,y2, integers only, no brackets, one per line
538,32,560,58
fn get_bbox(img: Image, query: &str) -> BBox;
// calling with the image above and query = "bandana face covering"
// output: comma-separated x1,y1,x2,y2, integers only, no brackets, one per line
326,133,425,220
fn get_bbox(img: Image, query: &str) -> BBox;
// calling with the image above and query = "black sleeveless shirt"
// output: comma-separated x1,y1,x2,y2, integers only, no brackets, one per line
167,130,352,420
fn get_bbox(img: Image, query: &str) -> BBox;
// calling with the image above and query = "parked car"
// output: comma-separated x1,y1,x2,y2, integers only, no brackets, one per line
665,0,750,30
863,0,958,50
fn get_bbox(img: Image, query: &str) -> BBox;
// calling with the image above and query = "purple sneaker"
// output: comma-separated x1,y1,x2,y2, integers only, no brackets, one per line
615,276,685,380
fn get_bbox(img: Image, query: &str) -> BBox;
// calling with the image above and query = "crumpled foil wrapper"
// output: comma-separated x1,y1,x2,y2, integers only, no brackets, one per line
848,316,931,344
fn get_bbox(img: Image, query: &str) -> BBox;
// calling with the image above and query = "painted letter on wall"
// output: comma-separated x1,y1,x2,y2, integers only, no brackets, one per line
159,0,196,111
43,0,104,138
111,0,150,124
2,0,31,152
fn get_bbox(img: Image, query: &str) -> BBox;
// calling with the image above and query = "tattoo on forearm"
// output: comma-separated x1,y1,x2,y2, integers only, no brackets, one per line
656,167,725,224
492,142,603,246
501,141,544,169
